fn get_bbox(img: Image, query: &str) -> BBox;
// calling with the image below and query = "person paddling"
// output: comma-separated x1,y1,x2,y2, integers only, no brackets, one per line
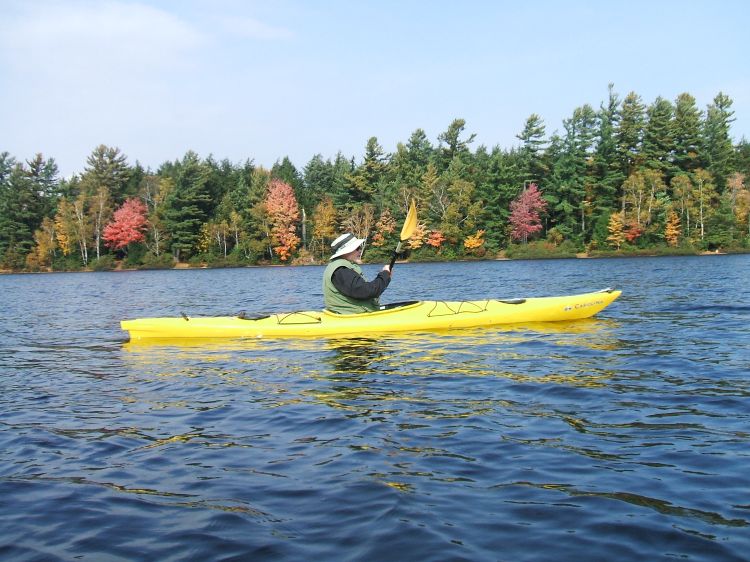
322,233,392,314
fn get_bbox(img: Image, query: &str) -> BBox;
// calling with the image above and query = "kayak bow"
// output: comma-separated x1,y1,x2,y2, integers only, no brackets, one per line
121,288,621,341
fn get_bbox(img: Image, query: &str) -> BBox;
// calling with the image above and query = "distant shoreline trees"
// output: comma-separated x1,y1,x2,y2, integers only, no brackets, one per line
2,86,749,272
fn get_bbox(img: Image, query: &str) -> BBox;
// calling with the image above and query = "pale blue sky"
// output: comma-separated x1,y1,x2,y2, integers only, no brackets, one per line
1,0,748,178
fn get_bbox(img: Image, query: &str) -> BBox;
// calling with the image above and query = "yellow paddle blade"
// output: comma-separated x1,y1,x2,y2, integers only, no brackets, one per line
400,199,418,241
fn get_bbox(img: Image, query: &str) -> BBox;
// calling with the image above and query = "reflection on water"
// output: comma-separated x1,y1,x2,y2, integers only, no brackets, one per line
2,257,750,561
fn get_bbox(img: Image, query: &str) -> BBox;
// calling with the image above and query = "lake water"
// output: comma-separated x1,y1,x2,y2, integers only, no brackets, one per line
1,256,749,561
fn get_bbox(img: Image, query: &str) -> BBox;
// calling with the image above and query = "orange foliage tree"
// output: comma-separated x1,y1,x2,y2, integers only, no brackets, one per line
624,221,644,244
426,230,446,249
265,179,300,261
371,208,396,247
664,210,681,247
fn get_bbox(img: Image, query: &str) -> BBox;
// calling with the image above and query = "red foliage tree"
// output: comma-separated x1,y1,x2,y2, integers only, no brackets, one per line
103,198,149,251
265,179,300,261
509,183,547,243
624,222,644,243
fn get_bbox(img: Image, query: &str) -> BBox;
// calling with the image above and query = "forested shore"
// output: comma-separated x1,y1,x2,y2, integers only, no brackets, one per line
2,86,749,273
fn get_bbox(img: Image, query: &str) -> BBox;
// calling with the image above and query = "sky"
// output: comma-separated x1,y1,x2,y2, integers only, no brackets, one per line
1,0,749,178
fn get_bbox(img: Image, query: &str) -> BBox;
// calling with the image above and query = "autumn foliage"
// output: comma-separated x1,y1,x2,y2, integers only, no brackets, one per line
664,210,682,246
371,208,396,247
265,179,300,261
606,212,625,249
463,229,486,254
408,222,428,250
509,184,547,243
425,230,446,249
103,198,148,251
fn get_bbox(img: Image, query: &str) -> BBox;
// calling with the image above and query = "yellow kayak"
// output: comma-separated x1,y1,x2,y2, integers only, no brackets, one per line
121,288,621,341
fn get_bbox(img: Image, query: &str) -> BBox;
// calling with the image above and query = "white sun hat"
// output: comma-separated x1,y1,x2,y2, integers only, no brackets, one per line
330,232,366,260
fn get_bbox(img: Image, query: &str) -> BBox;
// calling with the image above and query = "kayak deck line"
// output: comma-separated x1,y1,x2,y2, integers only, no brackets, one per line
121,288,622,341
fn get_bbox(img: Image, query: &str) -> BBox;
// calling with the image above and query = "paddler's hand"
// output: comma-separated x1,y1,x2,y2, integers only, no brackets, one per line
382,264,392,276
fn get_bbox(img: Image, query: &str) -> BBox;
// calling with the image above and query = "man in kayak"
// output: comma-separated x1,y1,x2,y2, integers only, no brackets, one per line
322,232,392,314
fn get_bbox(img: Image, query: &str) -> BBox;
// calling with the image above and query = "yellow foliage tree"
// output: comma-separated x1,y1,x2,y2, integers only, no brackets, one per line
312,197,338,259
463,229,486,255
197,223,211,254
727,172,749,236
54,198,74,256
664,210,681,247
606,212,625,250
408,222,428,250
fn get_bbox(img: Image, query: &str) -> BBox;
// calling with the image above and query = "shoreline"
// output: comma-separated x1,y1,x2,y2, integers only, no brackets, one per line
1,248,745,275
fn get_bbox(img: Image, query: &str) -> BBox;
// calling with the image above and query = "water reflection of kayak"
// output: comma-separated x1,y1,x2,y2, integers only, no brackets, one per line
121,288,621,341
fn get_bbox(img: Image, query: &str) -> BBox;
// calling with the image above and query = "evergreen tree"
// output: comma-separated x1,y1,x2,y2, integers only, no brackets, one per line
162,151,212,260
301,154,334,215
125,162,146,200
271,156,303,199
672,93,702,175
706,193,737,248
389,128,435,210
331,152,355,208
617,91,646,177
516,113,547,183
547,104,597,240
81,145,131,202
735,139,750,179
642,97,675,179
476,147,523,248
0,163,43,267
702,92,736,192
436,118,475,172
593,84,625,218
25,154,61,217
347,137,387,205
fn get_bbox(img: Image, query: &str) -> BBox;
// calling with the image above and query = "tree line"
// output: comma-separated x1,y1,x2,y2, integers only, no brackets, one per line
1,86,749,272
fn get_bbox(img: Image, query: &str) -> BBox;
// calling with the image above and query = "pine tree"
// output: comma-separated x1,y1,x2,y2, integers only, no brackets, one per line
475,147,523,248
592,84,624,217
81,145,131,202
702,92,736,192
162,152,211,261
617,92,646,177
348,137,387,205
672,93,702,175
517,113,547,183
437,118,475,172
546,104,597,240
642,97,675,179
0,162,44,268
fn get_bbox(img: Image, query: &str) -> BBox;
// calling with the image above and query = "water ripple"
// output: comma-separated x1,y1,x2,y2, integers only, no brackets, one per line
2,258,750,560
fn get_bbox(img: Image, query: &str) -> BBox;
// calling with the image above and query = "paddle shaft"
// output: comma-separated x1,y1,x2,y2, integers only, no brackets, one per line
389,241,403,270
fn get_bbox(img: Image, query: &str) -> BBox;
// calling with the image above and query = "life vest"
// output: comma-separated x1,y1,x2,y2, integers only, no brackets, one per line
322,258,380,314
